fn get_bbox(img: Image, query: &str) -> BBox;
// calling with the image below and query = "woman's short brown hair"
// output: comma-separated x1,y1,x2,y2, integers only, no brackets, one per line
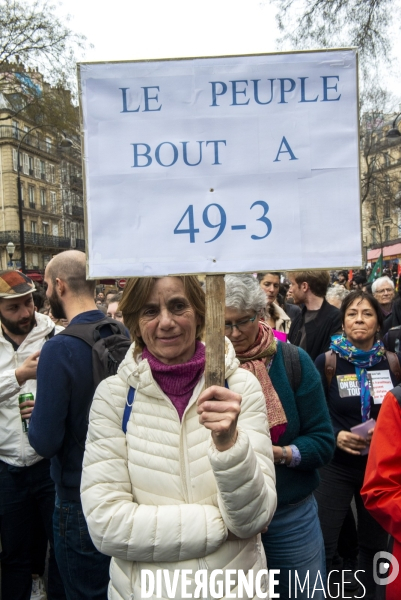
340,290,383,330
119,276,205,352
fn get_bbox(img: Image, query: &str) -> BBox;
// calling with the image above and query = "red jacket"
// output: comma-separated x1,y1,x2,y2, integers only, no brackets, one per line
361,387,401,600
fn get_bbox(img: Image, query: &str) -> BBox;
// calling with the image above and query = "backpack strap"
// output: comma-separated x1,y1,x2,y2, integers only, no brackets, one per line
280,342,302,392
324,350,337,389
385,350,401,384
57,318,122,347
122,386,136,434
122,380,230,434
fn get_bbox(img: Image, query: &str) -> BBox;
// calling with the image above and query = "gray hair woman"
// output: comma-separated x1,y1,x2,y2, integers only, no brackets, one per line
225,274,334,600
326,285,349,309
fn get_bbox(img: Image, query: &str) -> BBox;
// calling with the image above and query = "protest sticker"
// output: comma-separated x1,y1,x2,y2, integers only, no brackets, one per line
368,370,393,404
337,374,365,398
78,49,360,278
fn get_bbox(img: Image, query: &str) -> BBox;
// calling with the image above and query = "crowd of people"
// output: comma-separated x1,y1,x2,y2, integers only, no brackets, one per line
1,252,401,600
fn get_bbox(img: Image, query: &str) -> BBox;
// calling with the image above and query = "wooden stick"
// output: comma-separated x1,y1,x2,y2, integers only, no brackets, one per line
205,274,225,388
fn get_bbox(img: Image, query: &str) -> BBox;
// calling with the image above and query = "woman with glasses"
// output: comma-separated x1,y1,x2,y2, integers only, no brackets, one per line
225,274,334,600
314,290,401,599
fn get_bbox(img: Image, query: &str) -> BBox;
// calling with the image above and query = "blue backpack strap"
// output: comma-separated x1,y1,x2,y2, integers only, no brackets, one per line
122,386,135,434
225,379,229,389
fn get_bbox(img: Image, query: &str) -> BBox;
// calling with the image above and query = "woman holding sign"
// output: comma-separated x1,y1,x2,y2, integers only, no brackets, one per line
314,290,401,599
224,274,334,600
80,275,277,600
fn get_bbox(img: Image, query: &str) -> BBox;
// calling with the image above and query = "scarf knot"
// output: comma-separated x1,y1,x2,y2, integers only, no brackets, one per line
235,321,287,443
330,335,385,422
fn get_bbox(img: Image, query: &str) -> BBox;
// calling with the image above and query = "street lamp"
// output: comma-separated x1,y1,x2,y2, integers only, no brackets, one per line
6,241,15,268
387,113,401,138
16,127,73,273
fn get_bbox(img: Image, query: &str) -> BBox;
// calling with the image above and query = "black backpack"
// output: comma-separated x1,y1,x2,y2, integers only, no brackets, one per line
385,326,401,353
58,318,131,388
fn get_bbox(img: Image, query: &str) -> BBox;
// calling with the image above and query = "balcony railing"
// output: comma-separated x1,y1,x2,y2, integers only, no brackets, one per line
0,126,60,157
0,231,72,249
72,206,84,217
70,175,83,190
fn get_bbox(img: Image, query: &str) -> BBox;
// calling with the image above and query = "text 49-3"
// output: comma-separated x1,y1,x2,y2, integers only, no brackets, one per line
174,202,272,243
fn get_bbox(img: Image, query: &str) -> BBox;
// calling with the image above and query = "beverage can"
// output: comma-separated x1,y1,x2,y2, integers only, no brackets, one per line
18,393,34,433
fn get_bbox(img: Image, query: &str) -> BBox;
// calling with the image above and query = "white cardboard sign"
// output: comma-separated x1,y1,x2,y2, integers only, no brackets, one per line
79,50,361,278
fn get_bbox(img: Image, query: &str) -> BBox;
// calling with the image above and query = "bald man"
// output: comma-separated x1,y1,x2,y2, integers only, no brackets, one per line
29,251,111,600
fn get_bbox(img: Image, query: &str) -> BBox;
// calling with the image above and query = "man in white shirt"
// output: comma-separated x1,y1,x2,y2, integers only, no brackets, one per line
0,270,65,600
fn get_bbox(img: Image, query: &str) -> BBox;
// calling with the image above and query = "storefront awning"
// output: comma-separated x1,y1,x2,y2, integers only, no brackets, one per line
367,243,401,261
26,271,43,283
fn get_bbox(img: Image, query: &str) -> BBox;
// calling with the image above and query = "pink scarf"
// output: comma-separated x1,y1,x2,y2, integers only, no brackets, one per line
143,342,205,420
236,321,287,443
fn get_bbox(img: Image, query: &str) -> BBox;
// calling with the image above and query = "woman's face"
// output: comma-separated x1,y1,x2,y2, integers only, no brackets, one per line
259,274,280,305
225,307,260,354
137,277,199,365
343,298,380,350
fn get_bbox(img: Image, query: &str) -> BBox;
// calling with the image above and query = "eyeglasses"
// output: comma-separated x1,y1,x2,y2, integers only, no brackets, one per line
224,314,257,333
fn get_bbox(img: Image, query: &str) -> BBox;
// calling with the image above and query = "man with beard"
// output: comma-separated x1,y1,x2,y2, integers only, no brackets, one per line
0,270,65,600
29,251,112,600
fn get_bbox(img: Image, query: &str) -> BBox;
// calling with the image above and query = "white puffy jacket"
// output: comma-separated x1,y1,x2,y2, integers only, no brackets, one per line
0,312,63,467
81,340,277,600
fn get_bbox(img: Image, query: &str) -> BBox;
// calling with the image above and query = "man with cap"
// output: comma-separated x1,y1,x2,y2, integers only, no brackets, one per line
0,270,66,600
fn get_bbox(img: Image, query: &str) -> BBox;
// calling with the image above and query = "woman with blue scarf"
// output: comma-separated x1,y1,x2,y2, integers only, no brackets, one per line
314,290,401,599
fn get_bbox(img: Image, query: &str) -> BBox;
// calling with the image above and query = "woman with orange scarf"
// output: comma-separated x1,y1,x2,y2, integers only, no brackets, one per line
225,274,334,600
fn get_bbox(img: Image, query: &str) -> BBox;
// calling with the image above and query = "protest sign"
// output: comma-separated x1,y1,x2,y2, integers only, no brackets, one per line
79,49,360,279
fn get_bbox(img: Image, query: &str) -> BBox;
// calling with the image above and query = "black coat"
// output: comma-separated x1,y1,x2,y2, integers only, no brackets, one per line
288,299,342,361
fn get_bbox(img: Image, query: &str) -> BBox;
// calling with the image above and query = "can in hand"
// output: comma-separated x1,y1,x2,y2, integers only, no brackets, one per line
18,393,34,433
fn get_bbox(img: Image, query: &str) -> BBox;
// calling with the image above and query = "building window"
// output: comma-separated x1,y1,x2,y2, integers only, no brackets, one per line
31,221,37,234
45,137,52,152
49,164,56,184
34,158,40,178
28,186,35,208
28,156,34,176
40,160,46,180
12,149,18,171
40,189,46,207
50,191,57,212
371,228,377,244
32,253,39,268
23,153,29,175
42,222,49,235
371,202,377,220
384,199,390,218
12,120,18,138
385,226,390,241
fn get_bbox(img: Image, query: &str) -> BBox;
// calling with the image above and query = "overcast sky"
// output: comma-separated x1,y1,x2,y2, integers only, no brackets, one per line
48,0,399,107
59,0,278,63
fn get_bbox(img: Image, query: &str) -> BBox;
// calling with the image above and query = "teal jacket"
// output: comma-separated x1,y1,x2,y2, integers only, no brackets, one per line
269,343,335,507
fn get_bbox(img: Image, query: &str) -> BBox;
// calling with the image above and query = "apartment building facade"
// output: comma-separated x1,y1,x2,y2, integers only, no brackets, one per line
0,93,85,274
361,112,401,265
